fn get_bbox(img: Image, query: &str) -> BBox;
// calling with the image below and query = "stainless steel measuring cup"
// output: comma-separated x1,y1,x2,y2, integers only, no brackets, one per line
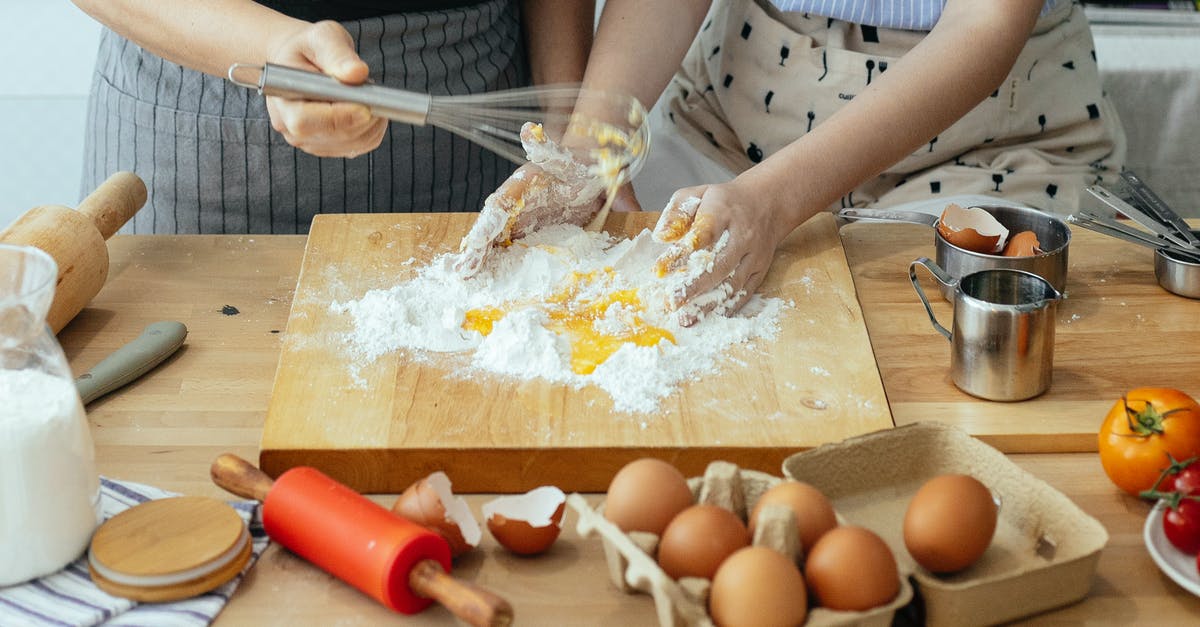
909,257,1064,401
841,205,1070,302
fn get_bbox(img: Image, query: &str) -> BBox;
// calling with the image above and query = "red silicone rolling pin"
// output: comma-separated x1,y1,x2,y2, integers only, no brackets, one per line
210,454,512,626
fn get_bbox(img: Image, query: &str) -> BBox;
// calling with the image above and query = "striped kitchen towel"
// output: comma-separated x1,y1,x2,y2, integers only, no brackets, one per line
0,477,268,626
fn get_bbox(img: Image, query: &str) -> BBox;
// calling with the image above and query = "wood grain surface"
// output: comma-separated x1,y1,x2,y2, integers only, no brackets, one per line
63,231,1200,625
841,219,1200,453
260,212,893,493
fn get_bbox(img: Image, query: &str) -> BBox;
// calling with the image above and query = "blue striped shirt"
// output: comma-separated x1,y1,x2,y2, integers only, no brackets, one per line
772,0,1057,30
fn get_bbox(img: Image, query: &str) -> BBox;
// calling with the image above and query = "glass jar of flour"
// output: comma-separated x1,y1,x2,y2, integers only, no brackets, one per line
0,244,100,586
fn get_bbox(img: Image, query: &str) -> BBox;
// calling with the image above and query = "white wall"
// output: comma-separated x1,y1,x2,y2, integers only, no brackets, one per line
0,1,101,229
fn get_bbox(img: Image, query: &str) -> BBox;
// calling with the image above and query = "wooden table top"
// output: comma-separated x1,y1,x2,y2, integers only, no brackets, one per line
60,222,1200,625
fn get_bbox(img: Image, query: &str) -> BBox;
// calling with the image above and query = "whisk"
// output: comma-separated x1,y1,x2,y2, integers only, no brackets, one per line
227,63,649,192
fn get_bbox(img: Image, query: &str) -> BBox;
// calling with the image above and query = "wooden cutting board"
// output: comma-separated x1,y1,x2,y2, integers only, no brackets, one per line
260,212,893,493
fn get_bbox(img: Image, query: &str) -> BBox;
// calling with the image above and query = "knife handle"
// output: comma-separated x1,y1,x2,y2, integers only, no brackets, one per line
75,321,187,405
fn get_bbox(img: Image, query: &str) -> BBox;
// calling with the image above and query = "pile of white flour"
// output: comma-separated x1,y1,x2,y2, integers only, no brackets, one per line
331,225,787,413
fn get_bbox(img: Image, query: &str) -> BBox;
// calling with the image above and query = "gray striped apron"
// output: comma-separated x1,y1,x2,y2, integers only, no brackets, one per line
81,0,528,234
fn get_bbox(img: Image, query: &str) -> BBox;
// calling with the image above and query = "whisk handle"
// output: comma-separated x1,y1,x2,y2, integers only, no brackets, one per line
230,63,431,127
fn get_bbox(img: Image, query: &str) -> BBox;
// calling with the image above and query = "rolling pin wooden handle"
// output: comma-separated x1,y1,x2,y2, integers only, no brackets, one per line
210,453,273,502
409,559,514,627
77,171,147,239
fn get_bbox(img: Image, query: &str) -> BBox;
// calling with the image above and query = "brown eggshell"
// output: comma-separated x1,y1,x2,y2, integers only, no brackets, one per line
657,504,750,580
603,458,694,535
392,472,481,558
710,546,808,627
903,474,998,573
482,486,566,556
937,203,1009,254
748,481,838,554
1001,230,1042,257
805,526,899,612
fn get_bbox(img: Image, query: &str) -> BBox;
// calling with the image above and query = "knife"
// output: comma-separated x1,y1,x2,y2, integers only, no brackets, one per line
75,321,188,405
1119,170,1200,249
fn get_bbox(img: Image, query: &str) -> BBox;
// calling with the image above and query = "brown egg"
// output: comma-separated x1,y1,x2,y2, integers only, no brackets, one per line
748,481,838,552
1001,230,1042,257
710,546,808,627
903,474,998,573
603,458,694,535
391,472,481,558
805,526,899,612
937,203,1009,254
482,486,566,556
657,505,750,580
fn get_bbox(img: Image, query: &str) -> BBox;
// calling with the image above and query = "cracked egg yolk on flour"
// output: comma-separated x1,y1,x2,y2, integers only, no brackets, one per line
461,269,674,375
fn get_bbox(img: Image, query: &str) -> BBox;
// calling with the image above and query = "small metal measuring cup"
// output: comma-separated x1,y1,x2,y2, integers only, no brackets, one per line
910,257,1064,401
840,205,1071,302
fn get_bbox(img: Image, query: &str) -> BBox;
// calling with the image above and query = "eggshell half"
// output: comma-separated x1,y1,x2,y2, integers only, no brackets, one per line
482,486,566,556
937,203,1010,254
392,472,482,558
1001,230,1042,257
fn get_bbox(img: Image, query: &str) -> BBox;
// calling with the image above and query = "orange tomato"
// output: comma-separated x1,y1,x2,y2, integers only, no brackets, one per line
1098,388,1200,496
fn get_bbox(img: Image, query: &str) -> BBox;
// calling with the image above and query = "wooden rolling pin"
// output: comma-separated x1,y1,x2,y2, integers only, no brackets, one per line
0,171,147,333
211,454,513,626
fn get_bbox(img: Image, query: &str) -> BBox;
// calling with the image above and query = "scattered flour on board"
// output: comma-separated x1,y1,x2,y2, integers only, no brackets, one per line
330,224,788,413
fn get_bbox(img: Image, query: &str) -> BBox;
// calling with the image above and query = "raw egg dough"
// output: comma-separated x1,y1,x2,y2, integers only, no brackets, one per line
462,270,674,375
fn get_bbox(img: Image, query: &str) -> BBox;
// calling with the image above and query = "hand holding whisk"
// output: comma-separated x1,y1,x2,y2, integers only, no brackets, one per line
228,63,651,276
227,63,648,189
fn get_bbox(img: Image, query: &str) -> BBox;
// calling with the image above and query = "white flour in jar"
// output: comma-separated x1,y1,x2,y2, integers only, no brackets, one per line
332,225,787,413
0,368,100,585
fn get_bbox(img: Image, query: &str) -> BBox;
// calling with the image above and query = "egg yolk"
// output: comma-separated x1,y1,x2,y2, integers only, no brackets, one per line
462,271,675,375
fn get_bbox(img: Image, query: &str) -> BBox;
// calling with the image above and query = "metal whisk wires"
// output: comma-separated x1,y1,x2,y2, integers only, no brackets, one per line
228,63,649,194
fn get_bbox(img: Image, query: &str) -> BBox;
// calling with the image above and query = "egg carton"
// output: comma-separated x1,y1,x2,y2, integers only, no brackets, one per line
568,461,913,627
780,422,1108,627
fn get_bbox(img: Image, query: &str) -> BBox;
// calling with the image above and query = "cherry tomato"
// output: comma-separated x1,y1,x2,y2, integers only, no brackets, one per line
1163,498,1200,555
1170,464,1200,497
1098,388,1200,496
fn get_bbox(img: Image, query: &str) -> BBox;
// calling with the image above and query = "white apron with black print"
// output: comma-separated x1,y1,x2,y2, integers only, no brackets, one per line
666,0,1126,215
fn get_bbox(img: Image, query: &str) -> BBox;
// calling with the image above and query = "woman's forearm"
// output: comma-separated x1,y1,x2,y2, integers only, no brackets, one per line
584,0,711,110
70,0,308,78
741,0,1044,230
522,0,594,85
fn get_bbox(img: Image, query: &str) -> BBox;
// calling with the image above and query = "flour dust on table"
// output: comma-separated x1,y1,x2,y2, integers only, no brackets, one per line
331,224,789,413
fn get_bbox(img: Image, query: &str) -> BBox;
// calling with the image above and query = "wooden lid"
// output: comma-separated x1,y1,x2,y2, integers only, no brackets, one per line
89,496,251,602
